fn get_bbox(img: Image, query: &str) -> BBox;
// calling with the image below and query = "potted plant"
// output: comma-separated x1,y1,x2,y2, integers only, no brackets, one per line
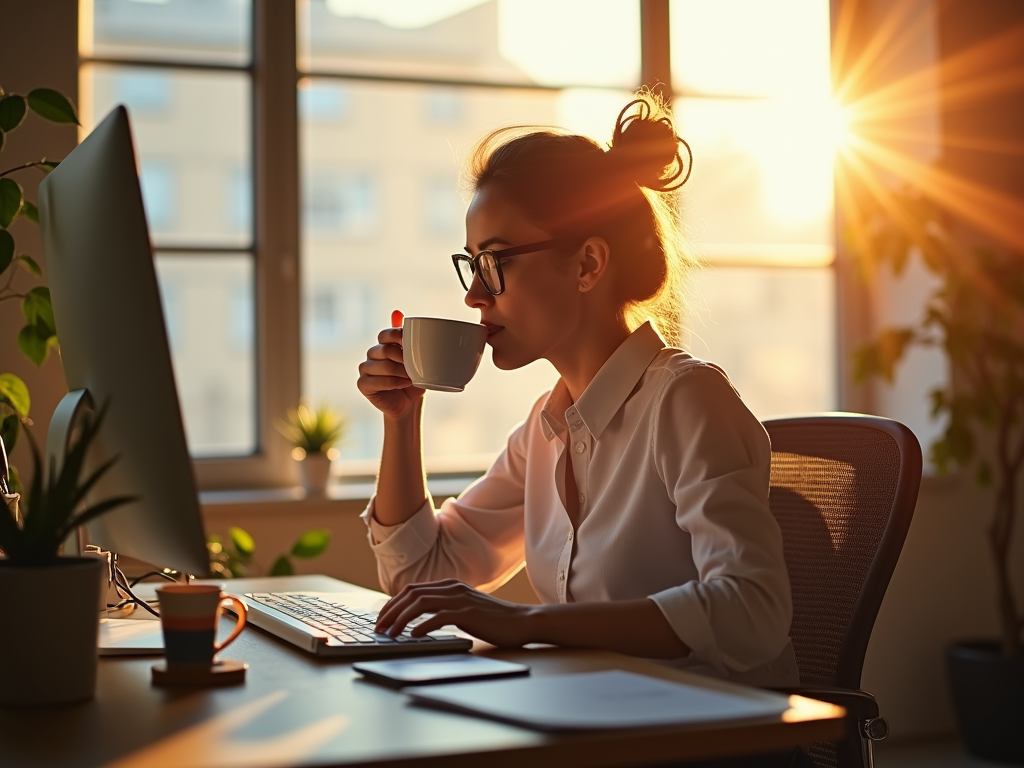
277,401,346,496
208,525,331,578
0,407,134,706
851,186,1024,762
0,84,79,493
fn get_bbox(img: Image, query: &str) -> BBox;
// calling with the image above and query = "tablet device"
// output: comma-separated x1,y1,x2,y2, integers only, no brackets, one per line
353,654,529,687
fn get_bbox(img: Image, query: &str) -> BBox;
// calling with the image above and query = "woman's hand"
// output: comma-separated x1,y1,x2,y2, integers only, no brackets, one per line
375,579,536,648
356,311,425,421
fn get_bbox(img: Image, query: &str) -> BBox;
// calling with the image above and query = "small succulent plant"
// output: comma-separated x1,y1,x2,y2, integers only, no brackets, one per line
276,401,347,460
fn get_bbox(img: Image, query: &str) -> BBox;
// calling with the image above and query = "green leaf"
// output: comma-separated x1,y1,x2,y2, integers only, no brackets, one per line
1,414,19,455
17,324,50,366
7,465,21,496
35,159,59,173
26,89,80,126
228,526,256,557
0,94,27,132
0,129,5,154
0,177,23,228
17,254,41,275
0,230,13,274
291,528,330,559
23,200,37,223
22,287,55,335
269,555,294,577
0,373,30,417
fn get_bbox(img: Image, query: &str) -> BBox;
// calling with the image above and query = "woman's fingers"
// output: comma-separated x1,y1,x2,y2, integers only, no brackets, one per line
376,580,469,632
384,595,464,637
358,357,410,380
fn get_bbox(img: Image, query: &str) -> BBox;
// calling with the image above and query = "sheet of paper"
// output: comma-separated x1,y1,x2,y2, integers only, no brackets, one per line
408,670,790,732
98,618,164,656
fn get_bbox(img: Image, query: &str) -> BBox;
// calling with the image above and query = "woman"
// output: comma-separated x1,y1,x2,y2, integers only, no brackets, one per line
356,93,798,691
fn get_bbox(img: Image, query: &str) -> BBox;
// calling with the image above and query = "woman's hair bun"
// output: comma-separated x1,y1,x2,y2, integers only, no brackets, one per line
607,94,692,191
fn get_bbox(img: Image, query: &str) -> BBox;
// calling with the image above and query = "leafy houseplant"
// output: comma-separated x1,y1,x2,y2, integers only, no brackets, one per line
0,408,134,706
208,526,331,579
277,401,347,495
0,85,80,494
851,186,1024,761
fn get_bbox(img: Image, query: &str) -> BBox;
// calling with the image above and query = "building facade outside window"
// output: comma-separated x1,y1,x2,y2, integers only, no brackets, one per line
78,0,838,485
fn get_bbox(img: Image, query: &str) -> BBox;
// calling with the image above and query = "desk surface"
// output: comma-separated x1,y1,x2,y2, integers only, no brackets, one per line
0,576,844,768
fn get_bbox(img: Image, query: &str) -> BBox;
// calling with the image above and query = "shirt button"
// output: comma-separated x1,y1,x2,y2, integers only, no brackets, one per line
568,530,574,541
559,571,566,581
578,493,585,504
574,441,585,453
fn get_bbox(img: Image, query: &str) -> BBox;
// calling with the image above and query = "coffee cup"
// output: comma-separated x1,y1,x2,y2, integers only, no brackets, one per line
157,584,247,667
403,316,487,392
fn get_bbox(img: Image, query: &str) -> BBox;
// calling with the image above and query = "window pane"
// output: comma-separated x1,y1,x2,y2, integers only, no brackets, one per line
670,0,831,98
155,254,256,457
300,0,640,88
684,266,836,418
84,0,252,66
83,64,252,248
303,80,631,468
676,98,835,266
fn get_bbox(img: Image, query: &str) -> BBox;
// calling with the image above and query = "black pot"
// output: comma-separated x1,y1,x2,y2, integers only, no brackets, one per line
946,641,1024,764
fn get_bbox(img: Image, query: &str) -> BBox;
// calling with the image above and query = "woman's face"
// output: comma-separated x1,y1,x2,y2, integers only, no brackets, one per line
463,185,583,370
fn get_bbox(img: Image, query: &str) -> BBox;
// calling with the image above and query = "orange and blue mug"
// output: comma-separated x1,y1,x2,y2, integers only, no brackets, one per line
156,585,247,667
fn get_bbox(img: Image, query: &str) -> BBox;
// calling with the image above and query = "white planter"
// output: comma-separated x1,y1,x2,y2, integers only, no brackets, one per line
298,453,332,496
0,557,104,706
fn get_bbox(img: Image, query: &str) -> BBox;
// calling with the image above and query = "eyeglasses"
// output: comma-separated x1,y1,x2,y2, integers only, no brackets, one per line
451,236,581,296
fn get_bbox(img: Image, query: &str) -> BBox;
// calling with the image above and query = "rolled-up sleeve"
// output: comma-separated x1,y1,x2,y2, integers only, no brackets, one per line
647,366,792,674
361,412,532,596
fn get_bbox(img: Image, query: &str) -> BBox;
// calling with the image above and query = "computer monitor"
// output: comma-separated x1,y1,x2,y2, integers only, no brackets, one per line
38,106,209,576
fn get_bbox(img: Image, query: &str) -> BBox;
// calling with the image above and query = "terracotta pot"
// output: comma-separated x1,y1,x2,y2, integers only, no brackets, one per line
298,452,332,496
947,640,1024,764
0,557,104,706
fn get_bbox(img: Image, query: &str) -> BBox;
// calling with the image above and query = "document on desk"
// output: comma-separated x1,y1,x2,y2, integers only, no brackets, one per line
98,618,164,656
407,670,790,732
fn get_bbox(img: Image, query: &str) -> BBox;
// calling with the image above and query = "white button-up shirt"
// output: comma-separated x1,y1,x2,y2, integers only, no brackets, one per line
363,322,798,686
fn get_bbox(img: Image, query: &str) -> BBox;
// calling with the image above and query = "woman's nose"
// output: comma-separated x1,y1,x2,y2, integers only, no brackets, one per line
464,272,493,309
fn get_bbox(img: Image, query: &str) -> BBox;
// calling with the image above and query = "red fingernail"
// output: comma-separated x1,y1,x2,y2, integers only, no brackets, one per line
391,310,404,328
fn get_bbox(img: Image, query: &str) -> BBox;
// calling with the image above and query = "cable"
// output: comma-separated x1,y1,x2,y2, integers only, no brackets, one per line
129,570,178,588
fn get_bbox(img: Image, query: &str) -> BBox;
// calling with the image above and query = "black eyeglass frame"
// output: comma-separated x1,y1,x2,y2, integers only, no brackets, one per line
451,236,582,296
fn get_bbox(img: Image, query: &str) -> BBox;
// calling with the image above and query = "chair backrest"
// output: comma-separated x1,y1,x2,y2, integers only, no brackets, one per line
764,414,922,690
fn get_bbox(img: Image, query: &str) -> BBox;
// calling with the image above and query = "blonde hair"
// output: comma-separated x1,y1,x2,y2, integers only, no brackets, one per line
467,90,695,346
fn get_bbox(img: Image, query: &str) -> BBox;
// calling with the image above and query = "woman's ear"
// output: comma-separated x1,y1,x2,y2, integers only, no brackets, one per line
577,236,610,292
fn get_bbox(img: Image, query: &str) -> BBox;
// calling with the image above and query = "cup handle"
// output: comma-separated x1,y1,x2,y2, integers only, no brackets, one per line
214,595,248,652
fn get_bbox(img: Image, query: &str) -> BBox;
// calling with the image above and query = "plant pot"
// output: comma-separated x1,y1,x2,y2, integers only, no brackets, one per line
298,452,332,496
0,557,104,706
947,641,1024,764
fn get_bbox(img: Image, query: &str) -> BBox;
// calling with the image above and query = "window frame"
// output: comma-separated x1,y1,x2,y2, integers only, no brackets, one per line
78,0,845,491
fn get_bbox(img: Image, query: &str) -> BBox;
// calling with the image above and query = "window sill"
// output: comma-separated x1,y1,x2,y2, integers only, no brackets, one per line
199,475,480,514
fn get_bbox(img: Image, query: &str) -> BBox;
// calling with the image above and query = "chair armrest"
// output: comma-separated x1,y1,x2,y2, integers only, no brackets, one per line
771,686,880,721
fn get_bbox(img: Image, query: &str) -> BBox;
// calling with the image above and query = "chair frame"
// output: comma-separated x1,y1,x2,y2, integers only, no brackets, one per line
763,414,922,768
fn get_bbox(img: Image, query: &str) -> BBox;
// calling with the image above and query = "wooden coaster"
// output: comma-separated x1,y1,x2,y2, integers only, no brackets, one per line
151,659,247,687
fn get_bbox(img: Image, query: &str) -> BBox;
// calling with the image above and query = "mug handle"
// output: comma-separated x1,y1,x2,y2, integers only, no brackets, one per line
214,595,248,652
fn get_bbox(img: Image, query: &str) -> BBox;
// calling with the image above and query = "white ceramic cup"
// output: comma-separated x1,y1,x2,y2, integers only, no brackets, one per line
403,316,487,392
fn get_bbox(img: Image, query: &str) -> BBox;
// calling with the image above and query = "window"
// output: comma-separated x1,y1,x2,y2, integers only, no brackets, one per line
80,0,262,472
77,0,837,487
298,0,641,472
670,0,838,418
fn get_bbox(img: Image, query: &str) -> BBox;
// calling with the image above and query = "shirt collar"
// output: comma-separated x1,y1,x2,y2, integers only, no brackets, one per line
540,322,665,442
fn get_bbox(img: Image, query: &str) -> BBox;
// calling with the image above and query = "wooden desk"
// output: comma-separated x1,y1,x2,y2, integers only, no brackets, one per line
0,576,843,768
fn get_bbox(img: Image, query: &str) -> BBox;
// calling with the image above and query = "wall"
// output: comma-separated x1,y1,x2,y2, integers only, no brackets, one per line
0,1,78,477
841,0,1024,741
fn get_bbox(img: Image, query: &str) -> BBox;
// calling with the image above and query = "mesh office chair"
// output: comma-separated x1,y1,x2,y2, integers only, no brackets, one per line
763,415,922,768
